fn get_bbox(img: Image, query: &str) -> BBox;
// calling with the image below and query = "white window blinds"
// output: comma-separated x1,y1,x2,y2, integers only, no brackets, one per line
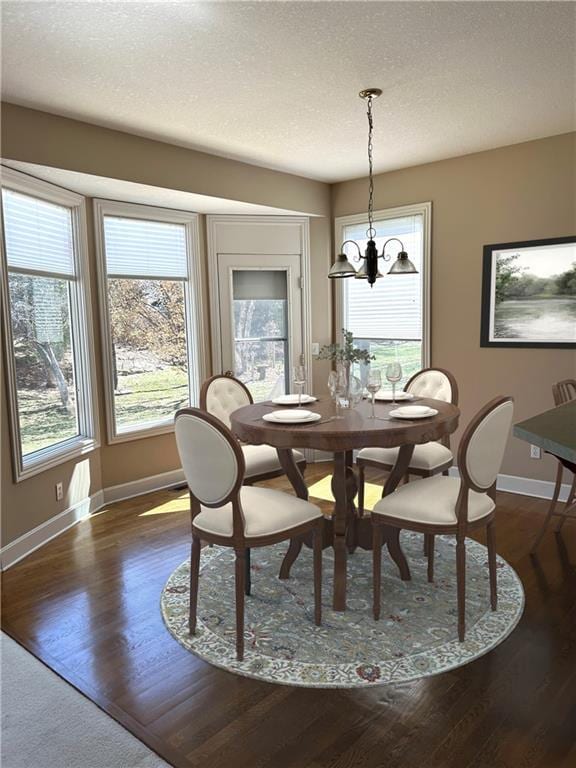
103,216,188,279
343,214,423,341
233,270,288,300
2,190,75,277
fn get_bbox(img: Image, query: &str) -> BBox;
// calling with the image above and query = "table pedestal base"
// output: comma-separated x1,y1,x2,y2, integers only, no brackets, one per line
278,445,414,611
279,517,410,586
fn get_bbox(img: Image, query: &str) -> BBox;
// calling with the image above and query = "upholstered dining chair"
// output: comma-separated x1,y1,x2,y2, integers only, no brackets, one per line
530,379,576,553
200,373,307,483
175,408,323,662
371,396,514,642
357,367,458,561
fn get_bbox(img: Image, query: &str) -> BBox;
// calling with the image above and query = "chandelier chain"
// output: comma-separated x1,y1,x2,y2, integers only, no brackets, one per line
327,87,416,283
366,95,375,239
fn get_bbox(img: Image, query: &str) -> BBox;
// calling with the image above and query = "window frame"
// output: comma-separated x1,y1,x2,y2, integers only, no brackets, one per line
93,199,205,444
334,201,432,369
0,166,100,482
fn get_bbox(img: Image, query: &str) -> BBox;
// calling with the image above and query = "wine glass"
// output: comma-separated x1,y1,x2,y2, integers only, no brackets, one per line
385,362,403,404
348,375,364,409
366,369,382,419
328,368,346,418
292,365,306,407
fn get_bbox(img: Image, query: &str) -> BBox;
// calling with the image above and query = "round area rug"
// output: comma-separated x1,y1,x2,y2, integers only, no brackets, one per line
161,533,524,688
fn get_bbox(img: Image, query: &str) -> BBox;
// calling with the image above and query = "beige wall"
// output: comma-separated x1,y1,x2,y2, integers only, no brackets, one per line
1,104,574,548
1,103,330,216
1,105,332,545
333,132,576,482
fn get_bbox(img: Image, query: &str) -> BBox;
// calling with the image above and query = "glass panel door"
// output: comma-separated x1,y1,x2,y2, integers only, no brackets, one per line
217,254,303,402
233,270,288,400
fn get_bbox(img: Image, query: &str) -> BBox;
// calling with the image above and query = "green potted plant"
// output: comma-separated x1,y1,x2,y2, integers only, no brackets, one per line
316,329,374,405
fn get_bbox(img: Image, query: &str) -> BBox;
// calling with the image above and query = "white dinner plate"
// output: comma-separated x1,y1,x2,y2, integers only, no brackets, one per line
266,408,313,421
271,394,317,405
263,411,322,424
389,406,438,420
373,391,415,402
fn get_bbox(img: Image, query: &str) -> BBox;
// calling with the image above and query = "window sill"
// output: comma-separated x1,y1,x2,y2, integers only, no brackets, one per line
107,420,176,446
17,437,99,483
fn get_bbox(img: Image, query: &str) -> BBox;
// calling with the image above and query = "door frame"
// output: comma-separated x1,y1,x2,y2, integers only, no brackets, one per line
207,215,313,388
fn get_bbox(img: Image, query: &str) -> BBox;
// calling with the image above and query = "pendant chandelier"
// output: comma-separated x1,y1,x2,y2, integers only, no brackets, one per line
328,88,418,286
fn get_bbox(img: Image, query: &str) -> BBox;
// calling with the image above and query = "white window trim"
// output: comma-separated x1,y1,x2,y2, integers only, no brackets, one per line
93,199,206,445
0,166,100,482
334,201,431,368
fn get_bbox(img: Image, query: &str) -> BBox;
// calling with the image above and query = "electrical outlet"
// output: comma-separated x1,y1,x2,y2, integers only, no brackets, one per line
311,342,320,356
55,482,64,501
530,445,541,460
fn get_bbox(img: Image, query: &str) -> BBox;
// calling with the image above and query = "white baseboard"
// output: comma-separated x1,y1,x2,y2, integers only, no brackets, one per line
0,491,104,571
448,468,571,503
103,468,185,504
2,460,569,571
0,468,186,571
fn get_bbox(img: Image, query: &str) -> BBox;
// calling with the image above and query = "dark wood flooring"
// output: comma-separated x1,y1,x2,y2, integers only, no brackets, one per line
2,463,575,768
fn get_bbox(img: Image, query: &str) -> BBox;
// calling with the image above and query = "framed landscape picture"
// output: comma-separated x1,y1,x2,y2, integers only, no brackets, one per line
480,236,576,348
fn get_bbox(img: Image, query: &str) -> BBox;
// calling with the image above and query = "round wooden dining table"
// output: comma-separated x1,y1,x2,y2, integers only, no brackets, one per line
231,397,460,611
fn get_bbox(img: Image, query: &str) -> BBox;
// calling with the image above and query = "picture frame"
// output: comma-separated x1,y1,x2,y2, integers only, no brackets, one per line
480,236,576,349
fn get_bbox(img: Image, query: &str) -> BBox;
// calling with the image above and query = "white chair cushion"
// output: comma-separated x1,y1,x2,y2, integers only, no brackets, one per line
193,486,322,538
243,445,305,479
205,378,250,428
358,442,453,471
407,370,453,402
175,413,239,505
465,400,514,490
372,476,494,526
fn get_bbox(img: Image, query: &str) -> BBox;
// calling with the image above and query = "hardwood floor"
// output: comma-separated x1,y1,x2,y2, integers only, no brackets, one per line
2,463,575,768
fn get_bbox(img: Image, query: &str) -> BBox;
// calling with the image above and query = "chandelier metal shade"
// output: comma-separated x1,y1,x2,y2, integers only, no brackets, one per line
328,88,418,286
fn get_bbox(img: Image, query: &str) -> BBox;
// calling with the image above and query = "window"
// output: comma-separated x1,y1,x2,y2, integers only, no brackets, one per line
94,200,204,442
336,203,430,386
232,269,289,400
1,169,98,480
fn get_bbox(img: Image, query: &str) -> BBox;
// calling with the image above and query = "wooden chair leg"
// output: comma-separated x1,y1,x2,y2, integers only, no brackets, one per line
279,537,303,580
245,548,251,596
189,535,201,635
531,462,563,553
235,549,246,661
486,521,497,611
357,463,365,516
387,528,411,581
456,536,466,642
373,523,383,620
427,534,435,583
313,524,322,626
555,473,576,533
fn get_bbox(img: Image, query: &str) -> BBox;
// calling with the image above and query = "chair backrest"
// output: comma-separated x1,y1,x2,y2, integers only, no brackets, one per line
553,379,576,406
200,374,253,428
458,396,514,494
174,408,245,508
405,367,458,405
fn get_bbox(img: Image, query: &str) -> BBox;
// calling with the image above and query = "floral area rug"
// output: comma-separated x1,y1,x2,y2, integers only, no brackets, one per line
161,532,524,688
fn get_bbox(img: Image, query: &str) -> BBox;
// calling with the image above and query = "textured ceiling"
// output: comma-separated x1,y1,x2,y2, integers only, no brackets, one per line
1,1,575,182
